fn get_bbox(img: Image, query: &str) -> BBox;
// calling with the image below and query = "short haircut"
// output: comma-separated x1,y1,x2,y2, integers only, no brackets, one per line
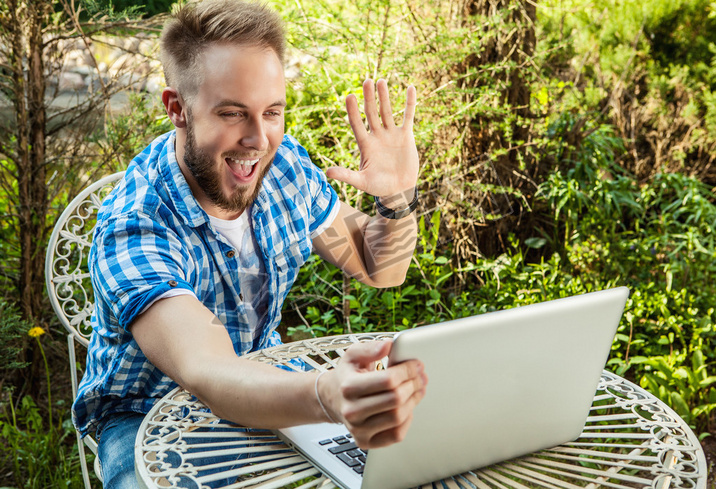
160,0,285,104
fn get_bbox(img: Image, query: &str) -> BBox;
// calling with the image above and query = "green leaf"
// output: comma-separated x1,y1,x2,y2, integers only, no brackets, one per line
669,392,691,418
692,349,705,375
524,237,547,249
400,285,417,296
643,372,667,390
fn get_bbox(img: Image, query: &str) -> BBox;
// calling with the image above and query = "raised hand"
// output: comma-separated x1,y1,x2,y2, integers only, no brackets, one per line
326,79,419,199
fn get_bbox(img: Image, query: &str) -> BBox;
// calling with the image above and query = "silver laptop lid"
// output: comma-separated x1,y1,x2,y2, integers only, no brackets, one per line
361,287,629,489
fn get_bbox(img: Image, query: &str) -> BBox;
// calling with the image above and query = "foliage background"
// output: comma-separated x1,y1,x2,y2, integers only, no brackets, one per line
0,0,715,485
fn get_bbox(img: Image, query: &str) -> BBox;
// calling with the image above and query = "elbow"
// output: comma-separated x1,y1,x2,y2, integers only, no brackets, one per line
377,273,409,289
176,364,207,403
181,367,231,421
178,356,221,410
362,268,409,289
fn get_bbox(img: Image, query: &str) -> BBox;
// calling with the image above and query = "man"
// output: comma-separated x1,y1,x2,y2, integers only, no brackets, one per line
73,1,427,487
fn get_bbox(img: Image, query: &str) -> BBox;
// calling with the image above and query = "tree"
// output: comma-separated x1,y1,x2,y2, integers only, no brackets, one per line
0,0,163,394
454,0,538,259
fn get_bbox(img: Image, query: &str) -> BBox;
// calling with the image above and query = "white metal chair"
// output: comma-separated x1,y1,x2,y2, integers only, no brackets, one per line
45,171,125,489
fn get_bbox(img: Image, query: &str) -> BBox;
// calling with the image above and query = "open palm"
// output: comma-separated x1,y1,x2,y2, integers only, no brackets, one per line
326,79,419,199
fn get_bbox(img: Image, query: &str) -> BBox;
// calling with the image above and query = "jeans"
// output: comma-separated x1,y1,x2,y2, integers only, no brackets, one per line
97,412,145,489
97,411,249,489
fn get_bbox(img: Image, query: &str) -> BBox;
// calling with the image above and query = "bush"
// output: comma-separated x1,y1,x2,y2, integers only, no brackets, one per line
0,394,91,487
0,301,31,373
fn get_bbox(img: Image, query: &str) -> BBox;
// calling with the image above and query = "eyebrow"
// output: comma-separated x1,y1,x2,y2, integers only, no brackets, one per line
214,99,287,109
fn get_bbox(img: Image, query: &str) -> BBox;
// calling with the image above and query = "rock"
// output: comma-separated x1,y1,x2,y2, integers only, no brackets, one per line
124,38,141,52
64,48,94,67
58,72,85,91
143,74,165,94
72,65,94,77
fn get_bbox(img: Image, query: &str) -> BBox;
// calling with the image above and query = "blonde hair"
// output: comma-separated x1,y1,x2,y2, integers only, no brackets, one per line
160,0,285,104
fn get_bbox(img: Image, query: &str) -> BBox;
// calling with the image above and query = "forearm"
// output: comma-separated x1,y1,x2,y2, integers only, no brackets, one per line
314,195,418,288
132,295,326,428
189,354,323,428
362,212,417,287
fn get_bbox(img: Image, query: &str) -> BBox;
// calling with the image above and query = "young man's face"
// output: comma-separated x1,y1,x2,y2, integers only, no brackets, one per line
178,43,286,219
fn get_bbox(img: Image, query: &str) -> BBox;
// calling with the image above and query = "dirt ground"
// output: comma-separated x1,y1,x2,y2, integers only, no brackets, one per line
703,436,715,488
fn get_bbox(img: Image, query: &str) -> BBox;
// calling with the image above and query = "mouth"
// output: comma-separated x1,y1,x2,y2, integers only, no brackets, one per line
225,156,260,183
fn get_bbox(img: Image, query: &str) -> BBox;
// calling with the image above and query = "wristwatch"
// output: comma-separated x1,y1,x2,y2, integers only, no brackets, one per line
374,188,419,219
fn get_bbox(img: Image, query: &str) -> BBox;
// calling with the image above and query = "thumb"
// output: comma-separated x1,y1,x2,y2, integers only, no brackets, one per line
343,340,392,369
326,166,368,192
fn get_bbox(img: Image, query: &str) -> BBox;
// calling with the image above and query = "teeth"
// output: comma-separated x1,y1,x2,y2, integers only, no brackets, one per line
228,158,259,170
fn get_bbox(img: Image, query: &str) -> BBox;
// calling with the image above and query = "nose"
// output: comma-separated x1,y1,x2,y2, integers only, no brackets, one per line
240,116,268,151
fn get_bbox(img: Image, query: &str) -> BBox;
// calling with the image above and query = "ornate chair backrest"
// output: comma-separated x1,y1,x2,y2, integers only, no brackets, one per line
44,171,124,488
46,172,123,347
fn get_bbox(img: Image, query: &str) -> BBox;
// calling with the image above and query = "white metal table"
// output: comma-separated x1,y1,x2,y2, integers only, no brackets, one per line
135,332,707,489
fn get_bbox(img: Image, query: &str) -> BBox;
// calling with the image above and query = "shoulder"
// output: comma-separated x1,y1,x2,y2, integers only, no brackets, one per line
98,132,175,223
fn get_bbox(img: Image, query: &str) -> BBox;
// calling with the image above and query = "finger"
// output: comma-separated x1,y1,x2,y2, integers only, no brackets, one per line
353,383,426,448
352,410,414,449
341,369,423,424
345,93,368,142
376,79,394,129
342,340,393,368
341,358,424,400
402,85,417,132
325,166,368,192
364,416,413,448
362,79,381,133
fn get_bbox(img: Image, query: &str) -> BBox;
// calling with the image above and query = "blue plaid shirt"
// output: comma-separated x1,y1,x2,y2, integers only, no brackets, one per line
73,131,338,437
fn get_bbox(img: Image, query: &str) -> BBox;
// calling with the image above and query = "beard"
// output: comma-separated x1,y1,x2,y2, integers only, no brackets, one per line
183,118,272,216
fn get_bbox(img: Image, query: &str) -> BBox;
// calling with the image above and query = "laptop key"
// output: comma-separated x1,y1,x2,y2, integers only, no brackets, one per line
328,442,358,454
337,453,360,467
347,449,363,458
353,465,365,474
318,439,332,446
332,436,350,444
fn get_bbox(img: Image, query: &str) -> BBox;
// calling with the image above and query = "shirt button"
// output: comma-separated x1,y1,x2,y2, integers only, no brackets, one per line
168,280,178,287
226,250,236,258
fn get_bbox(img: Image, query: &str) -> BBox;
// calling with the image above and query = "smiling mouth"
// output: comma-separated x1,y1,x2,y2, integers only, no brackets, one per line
226,157,260,181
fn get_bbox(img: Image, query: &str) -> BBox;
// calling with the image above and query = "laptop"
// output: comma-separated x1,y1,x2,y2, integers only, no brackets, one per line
276,287,629,489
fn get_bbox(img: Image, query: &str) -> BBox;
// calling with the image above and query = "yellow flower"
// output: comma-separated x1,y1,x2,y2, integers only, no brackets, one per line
28,327,45,338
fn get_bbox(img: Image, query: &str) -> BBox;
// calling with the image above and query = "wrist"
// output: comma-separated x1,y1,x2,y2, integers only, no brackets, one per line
315,370,340,424
374,187,419,220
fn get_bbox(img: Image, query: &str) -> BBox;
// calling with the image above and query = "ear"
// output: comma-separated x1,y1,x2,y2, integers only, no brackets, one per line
162,88,187,128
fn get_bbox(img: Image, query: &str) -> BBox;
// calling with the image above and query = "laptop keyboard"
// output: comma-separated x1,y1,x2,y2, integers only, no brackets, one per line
318,433,368,475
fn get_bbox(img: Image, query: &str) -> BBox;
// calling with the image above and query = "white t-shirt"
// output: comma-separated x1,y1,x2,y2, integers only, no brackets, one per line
208,209,268,340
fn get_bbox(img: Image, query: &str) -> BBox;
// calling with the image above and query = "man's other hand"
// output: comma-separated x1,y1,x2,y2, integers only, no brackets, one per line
316,340,428,450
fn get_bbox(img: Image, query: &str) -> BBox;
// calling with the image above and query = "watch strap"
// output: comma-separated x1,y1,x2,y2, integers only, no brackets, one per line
374,188,419,219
